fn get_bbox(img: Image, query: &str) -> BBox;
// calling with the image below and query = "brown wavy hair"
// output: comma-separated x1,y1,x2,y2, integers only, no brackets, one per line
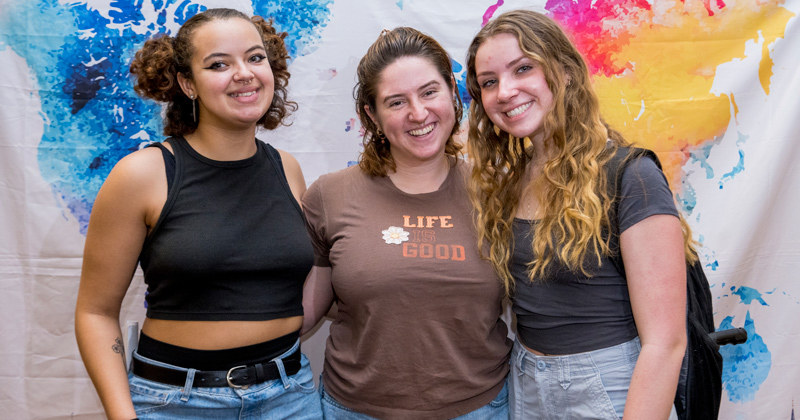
465,10,698,295
355,27,463,176
129,8,296,136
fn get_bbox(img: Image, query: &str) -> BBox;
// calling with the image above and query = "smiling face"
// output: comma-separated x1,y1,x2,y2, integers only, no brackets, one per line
177,18,274,130
474,32,554,142
366,56,456,169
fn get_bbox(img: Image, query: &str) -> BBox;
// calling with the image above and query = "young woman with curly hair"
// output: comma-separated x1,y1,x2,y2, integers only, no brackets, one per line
466,9,696,420
74,8,321,419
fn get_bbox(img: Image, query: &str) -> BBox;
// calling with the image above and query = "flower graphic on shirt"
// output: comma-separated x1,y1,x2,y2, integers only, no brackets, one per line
381,226,409,245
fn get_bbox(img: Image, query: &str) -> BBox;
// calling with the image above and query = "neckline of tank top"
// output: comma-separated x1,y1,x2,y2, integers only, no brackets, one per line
173,136,263,168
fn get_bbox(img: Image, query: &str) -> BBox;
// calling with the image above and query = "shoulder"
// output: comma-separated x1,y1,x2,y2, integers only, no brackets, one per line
274,148,303,179
93,143,169,218
264,145,307,203
310,164,365,190
620,153,666,186
108,143,167,186
303,165,367,209
275,148,300,170
452,157,471,178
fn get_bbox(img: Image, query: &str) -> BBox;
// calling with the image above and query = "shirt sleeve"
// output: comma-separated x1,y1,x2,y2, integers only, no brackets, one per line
301,176,332,267
617,155,680,234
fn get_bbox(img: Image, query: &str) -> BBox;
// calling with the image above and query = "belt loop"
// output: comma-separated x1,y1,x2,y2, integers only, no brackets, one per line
271,338,300,390
274,358,290,389
181,368,196,402
515,344,526,377
559,357,571,390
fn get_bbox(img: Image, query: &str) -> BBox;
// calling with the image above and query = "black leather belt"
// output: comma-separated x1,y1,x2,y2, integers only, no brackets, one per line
131,348,301,389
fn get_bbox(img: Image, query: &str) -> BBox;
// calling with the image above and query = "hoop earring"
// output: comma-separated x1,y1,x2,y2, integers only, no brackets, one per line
190,95,197,123
376,128,386,144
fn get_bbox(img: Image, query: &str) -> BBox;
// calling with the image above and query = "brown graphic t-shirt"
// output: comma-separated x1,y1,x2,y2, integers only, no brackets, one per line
303,160,511,420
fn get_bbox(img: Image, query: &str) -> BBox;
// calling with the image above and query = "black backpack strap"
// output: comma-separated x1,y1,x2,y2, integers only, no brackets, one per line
145,140,176,192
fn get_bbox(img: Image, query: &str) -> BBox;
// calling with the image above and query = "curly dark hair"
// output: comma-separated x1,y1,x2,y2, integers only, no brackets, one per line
129,8,297,136
354,27,463,177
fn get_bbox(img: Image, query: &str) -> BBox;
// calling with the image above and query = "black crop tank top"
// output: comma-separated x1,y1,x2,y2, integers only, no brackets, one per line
138,137,314,321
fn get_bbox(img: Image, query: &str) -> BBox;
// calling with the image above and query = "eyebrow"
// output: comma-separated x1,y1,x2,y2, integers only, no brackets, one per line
382,80,442,105
476,55,527,78
202,45,266,63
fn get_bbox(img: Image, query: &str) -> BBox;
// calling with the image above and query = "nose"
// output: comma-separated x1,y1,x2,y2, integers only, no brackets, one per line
234,63,254,83
407,99,429,122
496,77,516,103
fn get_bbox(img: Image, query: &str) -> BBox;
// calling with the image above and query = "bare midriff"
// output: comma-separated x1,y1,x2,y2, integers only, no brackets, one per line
521,341,568,357
141,316,303,350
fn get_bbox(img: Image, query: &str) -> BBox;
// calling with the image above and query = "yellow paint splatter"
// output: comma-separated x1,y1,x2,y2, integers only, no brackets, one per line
592,0,794,186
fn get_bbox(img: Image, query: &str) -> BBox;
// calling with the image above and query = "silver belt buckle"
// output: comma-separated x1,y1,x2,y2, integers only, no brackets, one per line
226,365,250,389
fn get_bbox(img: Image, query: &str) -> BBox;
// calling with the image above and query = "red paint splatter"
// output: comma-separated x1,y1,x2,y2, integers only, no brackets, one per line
482,0,505,27
680,0,728,16
546,0,652,77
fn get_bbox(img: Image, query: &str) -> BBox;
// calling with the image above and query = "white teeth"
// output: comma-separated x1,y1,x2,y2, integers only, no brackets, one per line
231,91,256,98
409,124,434,136
506,102,531,117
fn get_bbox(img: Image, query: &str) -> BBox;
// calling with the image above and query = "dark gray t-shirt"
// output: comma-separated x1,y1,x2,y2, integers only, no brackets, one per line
511,156,679,354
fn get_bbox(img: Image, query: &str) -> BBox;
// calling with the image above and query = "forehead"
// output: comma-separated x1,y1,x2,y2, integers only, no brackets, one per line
190,18,263,55
375,56,446,96
475,32,524,67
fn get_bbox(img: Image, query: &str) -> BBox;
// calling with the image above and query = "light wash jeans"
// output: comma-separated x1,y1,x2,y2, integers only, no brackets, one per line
509,337,641,420
128,340,322,419
320,378,509,419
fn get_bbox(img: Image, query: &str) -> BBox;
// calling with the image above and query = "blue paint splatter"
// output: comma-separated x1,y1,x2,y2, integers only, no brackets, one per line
700,248,719,272
676,181,697,214
718,312,771,403
255,0,333,57
689,141,716,179
451,59,471,119
719,132,748,189
0,0,332,234
396,0,404,10
345,118,357,132
732,286,769,306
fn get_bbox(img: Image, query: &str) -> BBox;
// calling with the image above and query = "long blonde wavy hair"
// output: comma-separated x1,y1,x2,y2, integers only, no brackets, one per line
465,10,697,296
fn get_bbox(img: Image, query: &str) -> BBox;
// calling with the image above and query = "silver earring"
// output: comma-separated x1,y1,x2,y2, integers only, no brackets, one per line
190,95,196,123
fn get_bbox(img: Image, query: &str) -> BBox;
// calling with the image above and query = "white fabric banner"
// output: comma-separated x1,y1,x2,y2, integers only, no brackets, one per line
0,0,797,418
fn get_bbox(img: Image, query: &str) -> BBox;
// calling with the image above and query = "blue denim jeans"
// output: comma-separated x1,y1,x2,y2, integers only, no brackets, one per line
320,378,509,419
128,340,322,419
509,337,641,420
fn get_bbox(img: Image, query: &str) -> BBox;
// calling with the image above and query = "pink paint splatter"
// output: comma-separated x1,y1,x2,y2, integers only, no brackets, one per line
318,68,338,80
482,0,504,27
695,0,728,16
345,118,356,132
546,0,652,77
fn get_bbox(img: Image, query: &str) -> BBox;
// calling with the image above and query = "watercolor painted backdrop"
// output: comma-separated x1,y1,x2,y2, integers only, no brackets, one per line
0,0,797,418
